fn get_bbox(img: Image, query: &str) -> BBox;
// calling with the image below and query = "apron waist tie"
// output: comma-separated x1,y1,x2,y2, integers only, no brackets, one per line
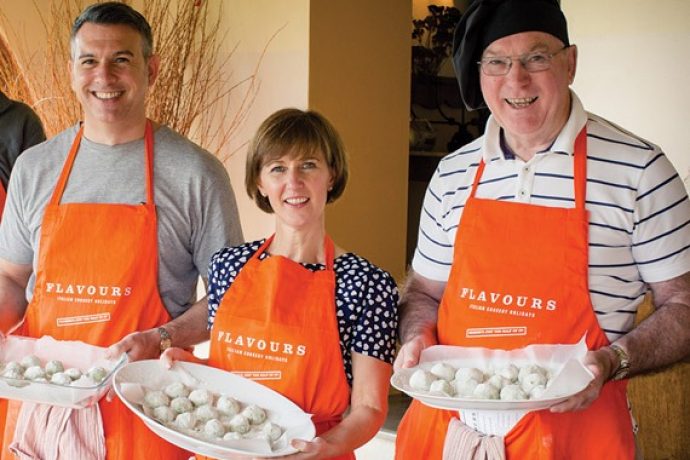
443,417,505,460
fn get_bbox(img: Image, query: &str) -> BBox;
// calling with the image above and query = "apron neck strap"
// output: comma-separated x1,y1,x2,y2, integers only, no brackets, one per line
257,234,335,270
573,127,587,211
469,126,588,208
50,120,155,206
469,160,485,199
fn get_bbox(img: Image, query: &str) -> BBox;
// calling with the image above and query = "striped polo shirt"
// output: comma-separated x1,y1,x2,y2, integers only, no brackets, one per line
412,92,690,342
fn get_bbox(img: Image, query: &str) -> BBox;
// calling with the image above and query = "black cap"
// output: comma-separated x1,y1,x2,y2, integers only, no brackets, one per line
453,0,570,110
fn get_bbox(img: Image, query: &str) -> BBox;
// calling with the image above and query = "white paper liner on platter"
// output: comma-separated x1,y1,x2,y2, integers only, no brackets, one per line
0,335,126,409
391,336,595,436
114,360,316,459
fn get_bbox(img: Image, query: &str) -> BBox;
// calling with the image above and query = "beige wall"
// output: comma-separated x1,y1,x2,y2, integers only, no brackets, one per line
218,0,311,241
310,1,410,280
563,0,690,188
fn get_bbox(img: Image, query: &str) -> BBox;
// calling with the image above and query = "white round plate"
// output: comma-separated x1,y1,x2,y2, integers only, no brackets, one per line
391,359,592,412
114,360,315,459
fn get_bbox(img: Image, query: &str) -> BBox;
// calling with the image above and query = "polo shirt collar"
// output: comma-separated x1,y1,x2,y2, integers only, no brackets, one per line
481,90,588,162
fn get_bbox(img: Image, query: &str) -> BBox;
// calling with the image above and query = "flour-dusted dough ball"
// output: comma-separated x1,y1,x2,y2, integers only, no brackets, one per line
216,395,241,417
50,372,72,386
472,383,499,400
430,362,456,382
223,431,243,441
2,368,23,380
24,366,46,381
454,378,480,398
518,365,547,384
164,382,190,399
242,404,267,425
4,362,24,374
521,372,548,394
87,366,108,383
486,374,511,390
500,384,528,401
409,369,436,391
455,367,485,384
429,379,454,396
227,414,250,434
45,360,64,376
175,412,197,430
262,422,283,442
194,404,219,423
189,388,214,407
171,396,194,414
204,419,225,438
529,385,547,400
144,390,171,409
153,406,176,423
64,368,83,380
20,355,41,369
497,364,519,382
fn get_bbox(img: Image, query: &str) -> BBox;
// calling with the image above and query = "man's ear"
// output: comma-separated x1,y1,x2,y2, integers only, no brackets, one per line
567,44,578,84
147,54,161,86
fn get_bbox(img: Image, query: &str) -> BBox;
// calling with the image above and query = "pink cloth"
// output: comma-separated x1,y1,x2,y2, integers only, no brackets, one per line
8,402,105,460
443,417,506,460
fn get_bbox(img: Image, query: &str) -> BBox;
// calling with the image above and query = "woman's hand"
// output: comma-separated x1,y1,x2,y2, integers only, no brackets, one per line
251,437,332,460
159,347,203,369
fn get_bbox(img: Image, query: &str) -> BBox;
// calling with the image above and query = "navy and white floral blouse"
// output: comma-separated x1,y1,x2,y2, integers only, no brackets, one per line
207,239,399,386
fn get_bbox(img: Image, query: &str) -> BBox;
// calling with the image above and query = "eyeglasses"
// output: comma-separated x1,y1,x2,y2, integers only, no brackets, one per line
477,46,570,76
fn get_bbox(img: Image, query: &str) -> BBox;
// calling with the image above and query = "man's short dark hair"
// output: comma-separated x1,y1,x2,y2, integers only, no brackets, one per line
70,2,153,58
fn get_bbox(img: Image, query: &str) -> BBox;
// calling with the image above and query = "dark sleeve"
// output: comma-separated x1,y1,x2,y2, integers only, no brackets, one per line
0,101,46,188
341,255,399,364
20,106,46,152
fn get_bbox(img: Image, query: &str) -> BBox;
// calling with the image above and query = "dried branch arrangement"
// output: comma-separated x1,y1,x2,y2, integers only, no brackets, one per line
0,0,264,163
0,33,32,105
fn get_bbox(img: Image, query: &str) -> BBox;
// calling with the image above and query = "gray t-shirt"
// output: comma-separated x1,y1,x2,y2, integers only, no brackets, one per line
0,123,243,318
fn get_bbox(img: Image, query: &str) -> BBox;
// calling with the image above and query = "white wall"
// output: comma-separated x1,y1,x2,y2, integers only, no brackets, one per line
562,0,690,189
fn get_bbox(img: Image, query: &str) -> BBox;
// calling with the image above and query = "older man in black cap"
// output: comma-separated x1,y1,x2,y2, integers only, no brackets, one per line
395,0,690,458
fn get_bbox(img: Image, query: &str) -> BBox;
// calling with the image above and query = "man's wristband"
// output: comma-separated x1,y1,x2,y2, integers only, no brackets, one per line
157,326,172,352
609,344,630,381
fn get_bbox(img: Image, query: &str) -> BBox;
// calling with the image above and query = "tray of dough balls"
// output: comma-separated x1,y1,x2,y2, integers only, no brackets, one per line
0,335,126,408
113,360,316,459
391,337,595,411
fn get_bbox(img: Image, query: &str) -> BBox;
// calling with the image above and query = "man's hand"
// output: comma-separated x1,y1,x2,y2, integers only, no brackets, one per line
394,333,438,371
549,346,617,413
396,270,445,371
106,328,160,362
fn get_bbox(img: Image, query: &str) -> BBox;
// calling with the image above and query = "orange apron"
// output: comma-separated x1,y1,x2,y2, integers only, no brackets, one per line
206,235,354,460
395,129,635,459
1,122,190,460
